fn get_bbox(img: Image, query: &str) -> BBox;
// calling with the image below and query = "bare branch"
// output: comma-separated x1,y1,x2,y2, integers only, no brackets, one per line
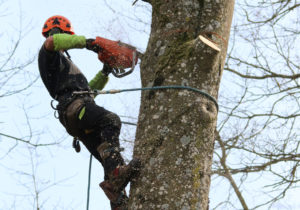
0,132,57,147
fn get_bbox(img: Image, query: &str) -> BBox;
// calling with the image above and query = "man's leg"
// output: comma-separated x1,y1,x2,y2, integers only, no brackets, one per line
95,113,141,207
77,102,140,209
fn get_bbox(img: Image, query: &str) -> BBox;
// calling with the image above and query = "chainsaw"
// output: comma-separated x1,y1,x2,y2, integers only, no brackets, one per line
92,37,139,78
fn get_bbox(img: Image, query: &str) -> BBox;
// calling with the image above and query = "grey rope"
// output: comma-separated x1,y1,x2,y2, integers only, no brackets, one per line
86,154,92,210
75,85,219,111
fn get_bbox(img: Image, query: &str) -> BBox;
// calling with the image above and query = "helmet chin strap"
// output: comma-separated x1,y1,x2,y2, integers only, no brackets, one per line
65,50,71,60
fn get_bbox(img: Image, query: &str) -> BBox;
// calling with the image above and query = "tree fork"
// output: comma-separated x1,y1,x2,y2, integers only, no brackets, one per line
129,1,235,209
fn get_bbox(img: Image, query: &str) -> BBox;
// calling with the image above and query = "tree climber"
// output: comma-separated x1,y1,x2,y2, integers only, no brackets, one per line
38,15,140,210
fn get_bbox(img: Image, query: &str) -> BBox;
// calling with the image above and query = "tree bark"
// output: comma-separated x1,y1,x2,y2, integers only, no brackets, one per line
129,1,235,209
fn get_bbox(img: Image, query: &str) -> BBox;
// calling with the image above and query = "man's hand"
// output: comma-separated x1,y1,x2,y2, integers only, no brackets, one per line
86,39,100,52
101,63,113,76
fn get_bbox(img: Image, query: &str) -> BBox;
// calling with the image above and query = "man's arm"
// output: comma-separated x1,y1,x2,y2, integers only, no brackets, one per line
44,34,86,51
89,64,113,90
89,71,109,90
43,34,112,90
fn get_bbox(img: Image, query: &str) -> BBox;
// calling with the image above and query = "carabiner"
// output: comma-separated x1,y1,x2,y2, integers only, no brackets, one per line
53,110,59,119
50,100,58,110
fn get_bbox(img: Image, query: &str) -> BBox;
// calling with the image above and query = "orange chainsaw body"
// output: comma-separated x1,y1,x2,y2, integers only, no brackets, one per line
94,36,138,70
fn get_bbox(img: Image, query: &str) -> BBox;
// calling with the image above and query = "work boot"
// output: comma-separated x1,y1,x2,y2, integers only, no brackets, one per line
110,191,129,210
102,158,141,193
100,181,128,210
108,158,141,193
100,158,141,207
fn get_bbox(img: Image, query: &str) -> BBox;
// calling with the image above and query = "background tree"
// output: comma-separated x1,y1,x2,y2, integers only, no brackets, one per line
0,2,74,209
212,0,300,209
0,0,41,147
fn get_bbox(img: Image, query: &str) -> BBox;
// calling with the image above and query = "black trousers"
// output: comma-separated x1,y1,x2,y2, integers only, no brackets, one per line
58,97,125,178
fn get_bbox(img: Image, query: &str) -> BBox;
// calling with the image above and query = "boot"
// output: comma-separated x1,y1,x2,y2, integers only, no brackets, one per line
110,197,128,210
100,158,141,208
108,158,141,192
100,181,128,210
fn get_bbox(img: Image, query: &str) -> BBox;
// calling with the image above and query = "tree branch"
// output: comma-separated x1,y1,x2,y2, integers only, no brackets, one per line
215,131,249,210
0,132,56,147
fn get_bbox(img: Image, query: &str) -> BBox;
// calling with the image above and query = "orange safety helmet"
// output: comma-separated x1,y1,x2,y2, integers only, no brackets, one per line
42,15,74,37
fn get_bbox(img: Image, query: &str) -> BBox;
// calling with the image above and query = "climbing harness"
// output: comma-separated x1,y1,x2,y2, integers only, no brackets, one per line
85,84,219,210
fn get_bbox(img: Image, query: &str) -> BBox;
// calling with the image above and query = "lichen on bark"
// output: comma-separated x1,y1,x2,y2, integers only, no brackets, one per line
129,0,235,209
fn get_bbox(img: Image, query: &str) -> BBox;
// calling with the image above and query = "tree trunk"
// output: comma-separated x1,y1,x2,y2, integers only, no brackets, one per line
129,1,234,209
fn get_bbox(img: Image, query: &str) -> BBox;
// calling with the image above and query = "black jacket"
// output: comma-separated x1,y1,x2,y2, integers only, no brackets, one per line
38,46,89,100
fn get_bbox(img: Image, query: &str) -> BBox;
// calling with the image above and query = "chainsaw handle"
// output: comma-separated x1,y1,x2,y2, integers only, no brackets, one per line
111,51,137,78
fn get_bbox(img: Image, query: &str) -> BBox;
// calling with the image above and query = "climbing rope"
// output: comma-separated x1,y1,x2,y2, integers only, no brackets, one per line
85,85,219,210
86,154,92,210
74,85,219,111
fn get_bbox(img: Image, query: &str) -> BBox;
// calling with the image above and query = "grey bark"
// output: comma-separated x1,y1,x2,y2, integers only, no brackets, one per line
129,1,235,209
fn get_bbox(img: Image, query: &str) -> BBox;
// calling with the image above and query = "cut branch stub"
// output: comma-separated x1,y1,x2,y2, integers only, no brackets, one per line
198,35,221,52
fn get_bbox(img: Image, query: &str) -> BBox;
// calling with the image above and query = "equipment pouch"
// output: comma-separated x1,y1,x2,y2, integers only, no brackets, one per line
64,98,85,137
